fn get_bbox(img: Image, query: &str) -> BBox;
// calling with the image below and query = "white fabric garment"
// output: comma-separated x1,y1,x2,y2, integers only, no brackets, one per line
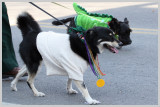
36,31,88,81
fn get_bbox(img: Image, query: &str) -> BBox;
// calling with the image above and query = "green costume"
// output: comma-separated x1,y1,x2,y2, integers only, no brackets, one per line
2,2,19,73
73,2,113,31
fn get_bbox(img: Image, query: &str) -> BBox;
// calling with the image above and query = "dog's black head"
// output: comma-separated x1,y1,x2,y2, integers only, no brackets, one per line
85,27,122,54
109,18,132,46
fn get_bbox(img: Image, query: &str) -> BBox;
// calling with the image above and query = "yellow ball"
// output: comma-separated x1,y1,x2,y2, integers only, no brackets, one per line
96,79,105,87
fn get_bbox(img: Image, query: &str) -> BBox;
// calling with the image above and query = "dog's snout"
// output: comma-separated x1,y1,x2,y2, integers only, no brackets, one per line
118,42,123,46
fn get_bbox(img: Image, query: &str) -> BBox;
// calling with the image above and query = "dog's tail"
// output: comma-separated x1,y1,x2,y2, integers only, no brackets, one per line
17,12,41,37
52,17,74,25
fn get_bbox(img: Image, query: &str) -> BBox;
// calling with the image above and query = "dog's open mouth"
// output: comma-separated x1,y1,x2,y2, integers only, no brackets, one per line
104,44,118,53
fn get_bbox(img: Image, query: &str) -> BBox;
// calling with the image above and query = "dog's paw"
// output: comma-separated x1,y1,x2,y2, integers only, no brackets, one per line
34,92,45,97
68,89,78,94
11,82,17,91
86,99,101,105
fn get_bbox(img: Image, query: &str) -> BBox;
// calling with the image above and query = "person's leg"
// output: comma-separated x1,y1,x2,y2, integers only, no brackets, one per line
2,2,19,76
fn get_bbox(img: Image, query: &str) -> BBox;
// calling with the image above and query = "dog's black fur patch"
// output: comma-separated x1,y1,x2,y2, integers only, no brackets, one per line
52,17,132,46
82,82,86,89
27,81,32,89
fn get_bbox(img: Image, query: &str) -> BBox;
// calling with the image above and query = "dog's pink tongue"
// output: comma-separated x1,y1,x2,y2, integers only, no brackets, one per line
111,47,118,53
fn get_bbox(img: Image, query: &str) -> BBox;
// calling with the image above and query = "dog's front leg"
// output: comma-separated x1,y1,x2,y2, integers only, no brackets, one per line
73,80,101,105
67,78,78,94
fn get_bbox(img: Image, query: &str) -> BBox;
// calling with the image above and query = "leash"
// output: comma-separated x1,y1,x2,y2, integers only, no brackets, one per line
29,2,70,29
29,2,85,34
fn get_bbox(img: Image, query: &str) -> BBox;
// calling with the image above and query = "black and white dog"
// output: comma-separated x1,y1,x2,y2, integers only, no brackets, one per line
11,12,122,105
52,17,132,47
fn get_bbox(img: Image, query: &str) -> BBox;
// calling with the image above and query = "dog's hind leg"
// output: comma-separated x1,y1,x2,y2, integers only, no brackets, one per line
73,80,101,105
27,62,45,97
11,65,28,91
67,78,78,94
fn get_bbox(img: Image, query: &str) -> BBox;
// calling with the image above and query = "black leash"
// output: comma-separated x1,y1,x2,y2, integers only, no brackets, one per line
29,2,85,37
29,2,70,29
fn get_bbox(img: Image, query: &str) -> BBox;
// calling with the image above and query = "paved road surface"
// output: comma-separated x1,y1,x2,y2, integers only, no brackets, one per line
2,2,158,105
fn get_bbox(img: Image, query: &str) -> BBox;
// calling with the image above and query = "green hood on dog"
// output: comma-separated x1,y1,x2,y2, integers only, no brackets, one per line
73,2,113,30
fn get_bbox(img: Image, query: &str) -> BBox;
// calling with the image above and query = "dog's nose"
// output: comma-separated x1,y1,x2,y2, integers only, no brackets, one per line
118,42,123,46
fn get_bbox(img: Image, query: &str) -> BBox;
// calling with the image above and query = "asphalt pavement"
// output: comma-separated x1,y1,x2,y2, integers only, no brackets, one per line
2,2,158,105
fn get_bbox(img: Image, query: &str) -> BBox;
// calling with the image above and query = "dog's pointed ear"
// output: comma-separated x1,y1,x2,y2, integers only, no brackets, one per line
124,18,129,24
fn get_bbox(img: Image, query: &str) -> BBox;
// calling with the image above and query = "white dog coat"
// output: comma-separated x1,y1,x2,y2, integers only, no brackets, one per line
36,31,88,81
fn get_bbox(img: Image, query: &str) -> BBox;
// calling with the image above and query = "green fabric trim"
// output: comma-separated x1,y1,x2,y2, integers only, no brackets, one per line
73,2,113,18
73,2,113,31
